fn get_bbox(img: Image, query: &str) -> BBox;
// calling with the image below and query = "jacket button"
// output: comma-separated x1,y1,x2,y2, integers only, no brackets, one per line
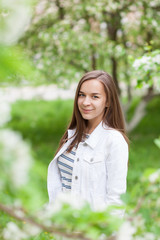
75,176,78,180
90,158,94,162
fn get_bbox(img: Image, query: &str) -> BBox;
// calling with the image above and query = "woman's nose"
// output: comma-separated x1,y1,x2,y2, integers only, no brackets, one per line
82,96,91,105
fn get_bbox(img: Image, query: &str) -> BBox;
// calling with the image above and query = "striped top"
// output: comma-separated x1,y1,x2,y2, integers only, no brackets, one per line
57,133,90,192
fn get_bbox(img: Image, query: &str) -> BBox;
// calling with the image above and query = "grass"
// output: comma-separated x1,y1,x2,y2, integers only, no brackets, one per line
127,96,160,190
7,99,74,164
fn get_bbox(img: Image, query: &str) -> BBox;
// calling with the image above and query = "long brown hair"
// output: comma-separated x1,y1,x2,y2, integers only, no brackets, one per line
56,70,129,154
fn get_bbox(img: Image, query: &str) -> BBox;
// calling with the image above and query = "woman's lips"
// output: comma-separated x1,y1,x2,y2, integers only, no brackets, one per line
81,109,93,113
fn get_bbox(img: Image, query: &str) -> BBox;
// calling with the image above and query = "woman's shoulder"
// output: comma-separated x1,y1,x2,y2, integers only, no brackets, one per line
103,125,127,146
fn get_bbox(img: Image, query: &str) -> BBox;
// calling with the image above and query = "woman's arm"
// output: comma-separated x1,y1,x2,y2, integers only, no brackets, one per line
47,158,62,203
105,131,129,214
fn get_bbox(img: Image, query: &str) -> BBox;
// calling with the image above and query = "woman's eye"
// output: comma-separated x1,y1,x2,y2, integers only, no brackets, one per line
93,95,99,99
78,93,85,97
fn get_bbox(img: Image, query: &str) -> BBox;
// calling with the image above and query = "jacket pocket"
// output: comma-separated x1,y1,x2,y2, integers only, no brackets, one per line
82,153,106,192
83,153,104,164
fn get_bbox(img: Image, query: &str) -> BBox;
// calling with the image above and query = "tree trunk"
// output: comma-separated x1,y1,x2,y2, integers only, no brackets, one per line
91,50,96,70
55,0,65,20
105,12,121,96
126,93,160,133
111,56,121,95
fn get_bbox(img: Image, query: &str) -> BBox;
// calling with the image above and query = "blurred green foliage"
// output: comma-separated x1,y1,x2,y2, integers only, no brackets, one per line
1,0,160,239
5,99,74,212
2,97,159,240
7,99,73,143
127,97,160,190
0,45,44,85
7,99,73,162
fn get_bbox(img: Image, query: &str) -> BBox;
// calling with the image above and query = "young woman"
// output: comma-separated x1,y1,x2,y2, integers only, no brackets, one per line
47,70,129,214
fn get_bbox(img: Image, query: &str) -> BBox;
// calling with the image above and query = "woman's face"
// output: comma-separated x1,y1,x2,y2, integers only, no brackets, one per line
77,79,107,125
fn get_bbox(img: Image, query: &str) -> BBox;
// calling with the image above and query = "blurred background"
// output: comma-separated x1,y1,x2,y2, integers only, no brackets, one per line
0,0,160,239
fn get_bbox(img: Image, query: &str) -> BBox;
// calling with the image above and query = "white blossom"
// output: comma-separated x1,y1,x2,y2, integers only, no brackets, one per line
121,16,129,25
134,234,156,240
78,18,86,25
132,214,145,229
133,53,160,73
3,222,28,240
153,54,160,64
117,29,123,37
0,90,11,126
134,237,144,240
24,224,41,236
152,20,158,27
39,192,85,220
35,0,46,15
117,221,136,240
0,0,32,44
0,129,33,187
143,232,156,240
37,62,44,70
0,100,11,126
105,2,119,11
133,56,152,70
132,59,141,69
143,64,152,72
34,52,42,60
140,56,151,64
57,192,85,209
150,1,159,7
156,197,160,208
37,202,60,219
149,170,160,183
73,0,80,3
100,22,107,30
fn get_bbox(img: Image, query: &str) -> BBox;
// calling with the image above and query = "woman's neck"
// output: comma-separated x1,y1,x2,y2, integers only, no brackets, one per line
85,119,102,134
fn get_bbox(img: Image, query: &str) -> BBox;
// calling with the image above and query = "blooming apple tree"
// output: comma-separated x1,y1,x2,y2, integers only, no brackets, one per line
0,1,160,240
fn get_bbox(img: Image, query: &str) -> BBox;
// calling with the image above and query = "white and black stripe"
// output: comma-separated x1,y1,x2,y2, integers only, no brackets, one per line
57,134,90,192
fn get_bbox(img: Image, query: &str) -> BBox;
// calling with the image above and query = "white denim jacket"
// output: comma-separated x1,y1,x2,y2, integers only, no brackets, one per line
47,121,128,212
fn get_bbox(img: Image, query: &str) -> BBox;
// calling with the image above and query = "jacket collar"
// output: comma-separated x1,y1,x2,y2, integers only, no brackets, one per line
84,121,109,149
67,121,109,149
68,128,76,139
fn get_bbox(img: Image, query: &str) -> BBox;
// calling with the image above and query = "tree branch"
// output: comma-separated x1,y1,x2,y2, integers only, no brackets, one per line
0,203,91,240
133,197,145,214
126,93,160,132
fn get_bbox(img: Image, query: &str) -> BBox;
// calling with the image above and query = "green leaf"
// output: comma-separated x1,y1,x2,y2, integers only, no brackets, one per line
154,137,160,149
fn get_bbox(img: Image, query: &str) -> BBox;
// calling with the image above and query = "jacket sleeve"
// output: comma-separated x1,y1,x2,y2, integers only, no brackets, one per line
47,158,62,203
105,131,128,213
